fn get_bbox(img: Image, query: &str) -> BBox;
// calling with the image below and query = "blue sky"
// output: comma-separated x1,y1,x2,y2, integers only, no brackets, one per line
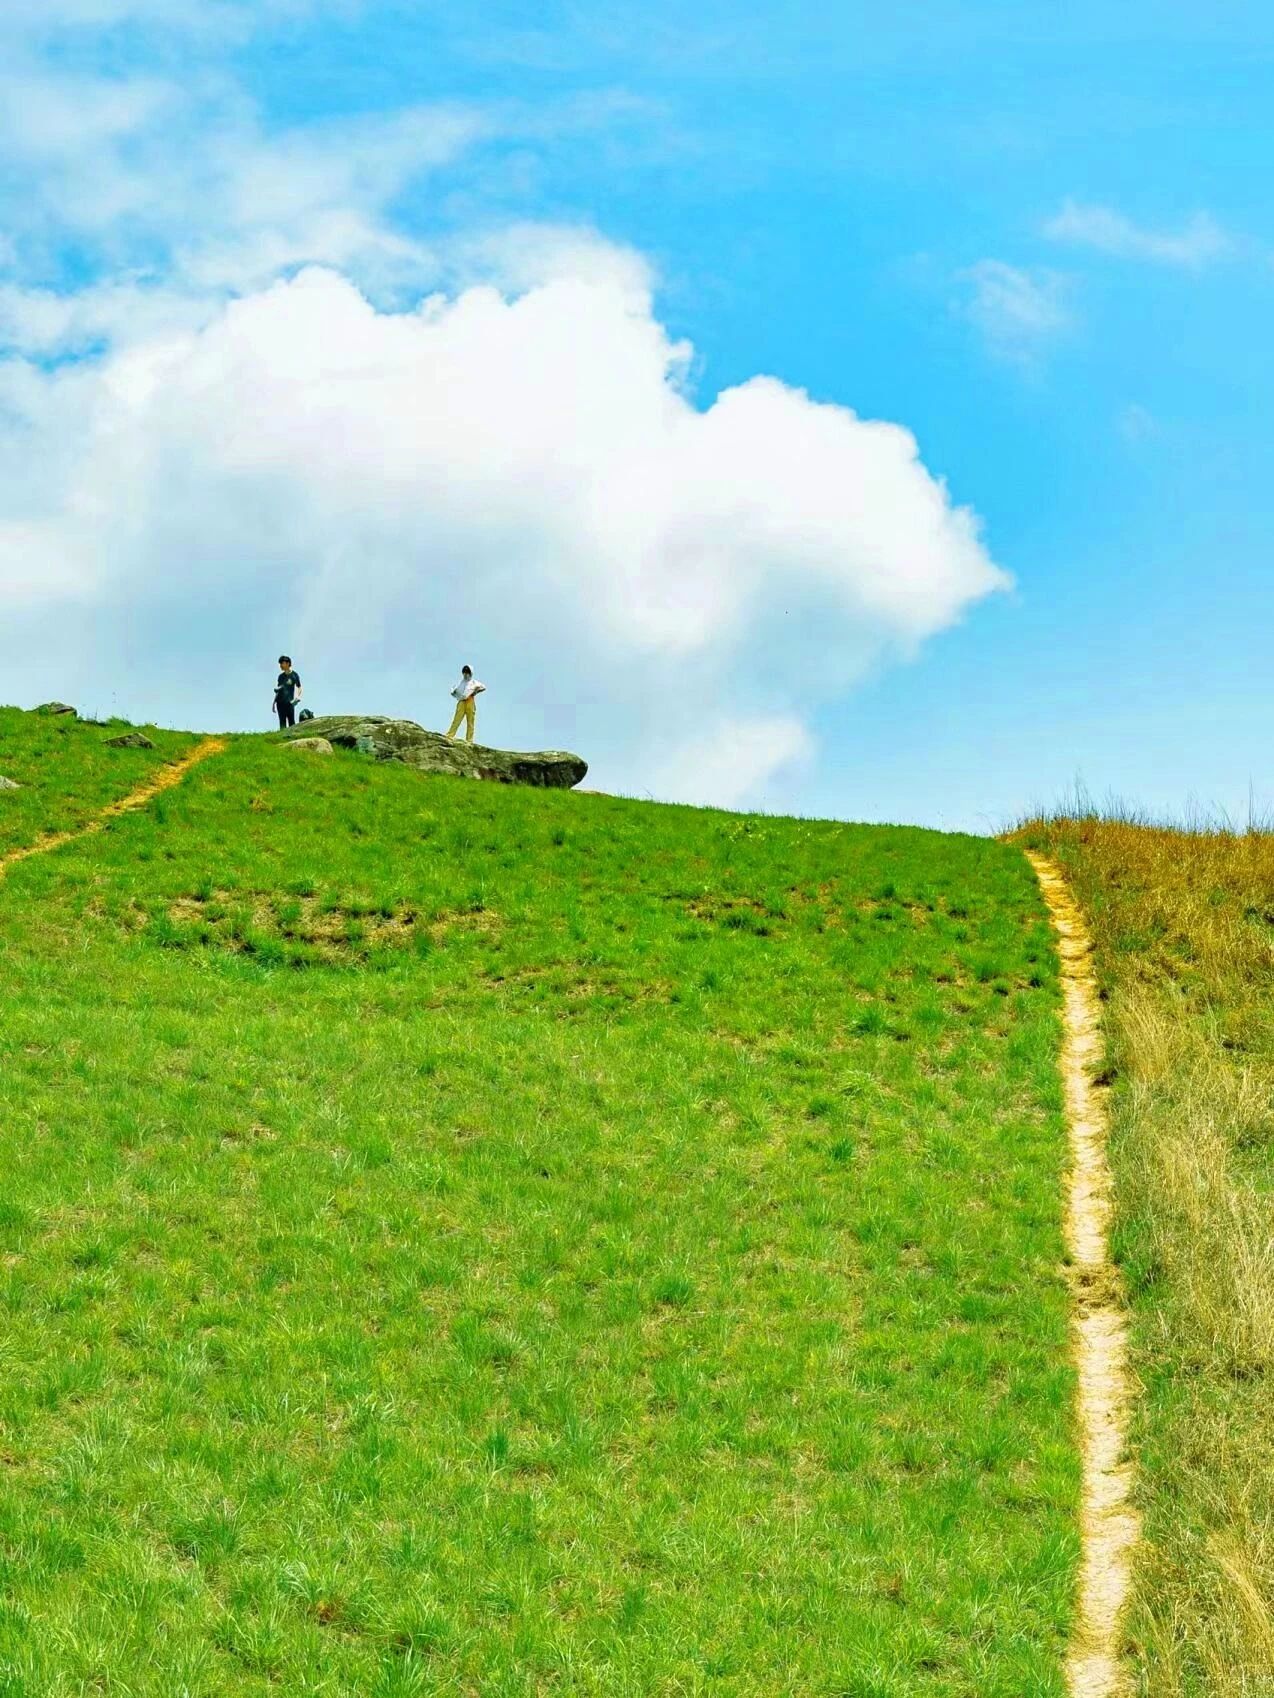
1,1,1270,827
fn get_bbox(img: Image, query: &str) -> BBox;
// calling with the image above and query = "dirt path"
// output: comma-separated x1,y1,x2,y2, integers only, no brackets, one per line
1026,852,1139,1698
0,737,226,878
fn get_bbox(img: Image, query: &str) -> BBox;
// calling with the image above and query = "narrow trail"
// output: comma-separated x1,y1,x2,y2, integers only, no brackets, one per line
0,737,226,879
1026,852,1139,1698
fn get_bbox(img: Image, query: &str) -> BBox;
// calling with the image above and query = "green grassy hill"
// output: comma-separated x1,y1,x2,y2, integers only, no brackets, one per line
0,710,1075,1696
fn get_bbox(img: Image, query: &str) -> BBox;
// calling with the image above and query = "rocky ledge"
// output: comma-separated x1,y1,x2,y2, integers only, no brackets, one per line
279,716,587,789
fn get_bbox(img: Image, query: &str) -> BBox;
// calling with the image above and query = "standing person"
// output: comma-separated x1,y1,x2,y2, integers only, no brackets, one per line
446,664,485,743
273,656,302,729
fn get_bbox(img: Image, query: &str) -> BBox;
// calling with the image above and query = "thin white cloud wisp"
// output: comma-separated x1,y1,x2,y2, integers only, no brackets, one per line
959,260,1071,367
1044,200,1233,269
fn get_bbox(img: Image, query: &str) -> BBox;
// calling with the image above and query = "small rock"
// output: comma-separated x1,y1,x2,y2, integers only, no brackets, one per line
285,737,334,755
105,732,155,749
0,776,19,791
36,702,77,717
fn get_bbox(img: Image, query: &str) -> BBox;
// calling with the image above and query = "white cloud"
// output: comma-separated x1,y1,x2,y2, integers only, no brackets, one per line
0,68,477,305
960,260,1071,366
0,279,210,355
0,62,658,330
0,68,177,157
653,716,814,809
1043,200,1233,269
0,260,1008,804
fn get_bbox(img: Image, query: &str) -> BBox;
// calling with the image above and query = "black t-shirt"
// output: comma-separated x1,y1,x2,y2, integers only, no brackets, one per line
276,670,301,704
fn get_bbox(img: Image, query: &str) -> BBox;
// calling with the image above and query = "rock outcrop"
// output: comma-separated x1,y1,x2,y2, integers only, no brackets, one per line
280,716,587,789
285,736,334,755
0,776,19,791
36,702,76,717
105,732,155,749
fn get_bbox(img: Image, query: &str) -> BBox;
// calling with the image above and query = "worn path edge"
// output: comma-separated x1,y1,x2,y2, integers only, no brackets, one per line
0,737,227,877
1026,851,1139,1698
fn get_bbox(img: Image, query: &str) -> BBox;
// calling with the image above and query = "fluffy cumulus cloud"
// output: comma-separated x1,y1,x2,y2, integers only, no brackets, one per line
0,14,1009,810
0,258,1006,802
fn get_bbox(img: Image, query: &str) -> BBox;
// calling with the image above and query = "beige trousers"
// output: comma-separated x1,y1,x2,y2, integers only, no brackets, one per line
446,696,476,742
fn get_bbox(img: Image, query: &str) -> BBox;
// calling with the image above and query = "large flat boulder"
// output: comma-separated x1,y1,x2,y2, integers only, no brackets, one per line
280,717,587,789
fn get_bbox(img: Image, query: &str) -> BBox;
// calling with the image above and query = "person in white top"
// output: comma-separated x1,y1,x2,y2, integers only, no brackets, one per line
445,664,486,743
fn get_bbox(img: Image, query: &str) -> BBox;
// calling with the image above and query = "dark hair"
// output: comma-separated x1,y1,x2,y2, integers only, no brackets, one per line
461,664,472,674
279,655,291,666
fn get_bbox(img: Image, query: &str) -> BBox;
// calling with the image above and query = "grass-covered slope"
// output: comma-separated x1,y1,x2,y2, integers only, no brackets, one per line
1018,818,1274,1697
0,706,195,857
0,719,1075,1696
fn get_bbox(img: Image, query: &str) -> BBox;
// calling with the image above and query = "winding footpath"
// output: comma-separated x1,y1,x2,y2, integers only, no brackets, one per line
0,737,226,879
1026,853,1139,1698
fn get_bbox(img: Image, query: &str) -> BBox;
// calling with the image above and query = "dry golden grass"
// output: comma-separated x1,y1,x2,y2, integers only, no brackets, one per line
1014,817,1274,1696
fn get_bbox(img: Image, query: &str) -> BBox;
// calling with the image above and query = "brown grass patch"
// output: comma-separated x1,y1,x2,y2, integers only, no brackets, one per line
1015,817,1274,1696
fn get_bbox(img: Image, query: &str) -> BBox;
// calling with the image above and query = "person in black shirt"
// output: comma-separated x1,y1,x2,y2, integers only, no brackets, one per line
273,656,302,728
